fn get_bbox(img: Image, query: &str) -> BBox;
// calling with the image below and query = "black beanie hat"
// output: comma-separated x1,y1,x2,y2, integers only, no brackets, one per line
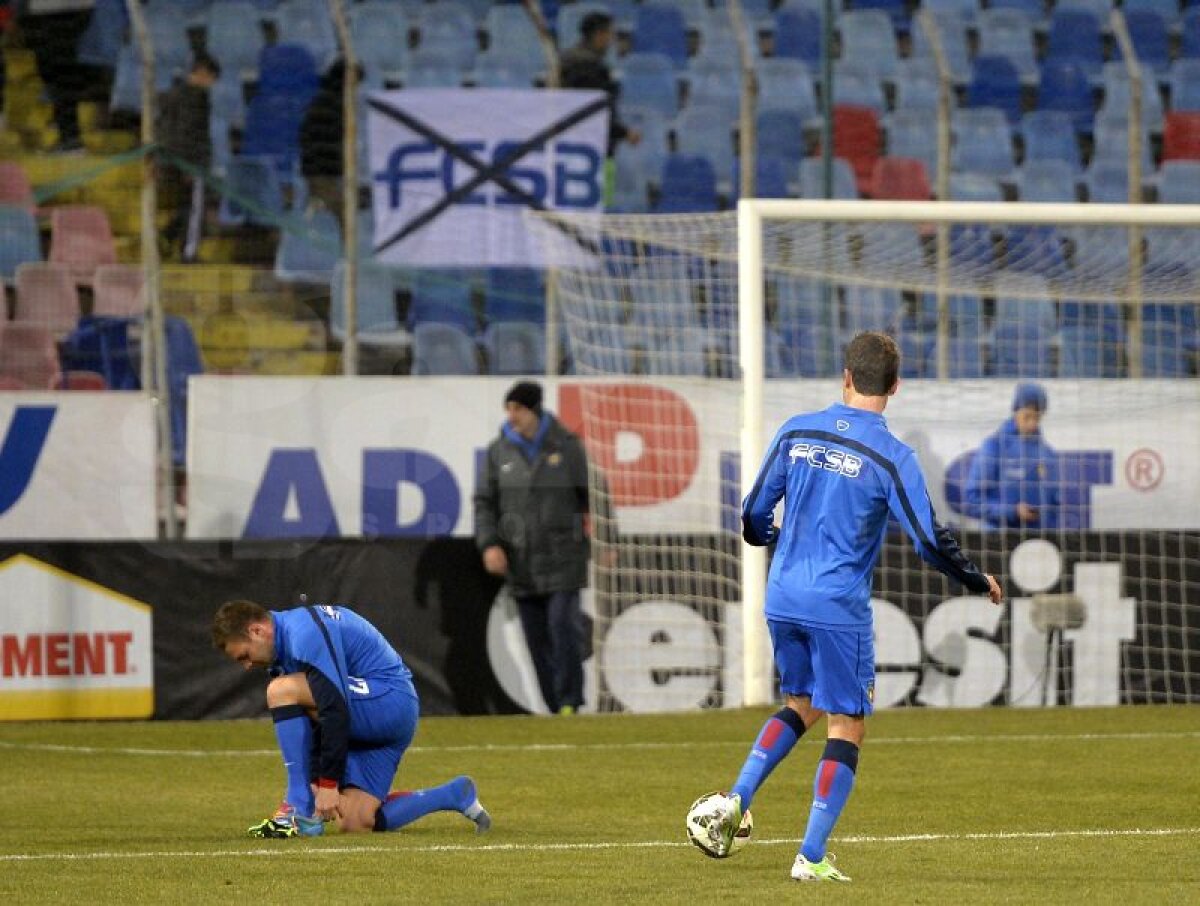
504,381,543,413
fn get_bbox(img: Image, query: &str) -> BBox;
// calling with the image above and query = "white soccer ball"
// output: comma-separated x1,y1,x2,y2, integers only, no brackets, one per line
685,791,753,859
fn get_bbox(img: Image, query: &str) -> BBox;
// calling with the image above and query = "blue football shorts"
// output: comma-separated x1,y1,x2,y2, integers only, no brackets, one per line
768,619,876,716
343,683,419,801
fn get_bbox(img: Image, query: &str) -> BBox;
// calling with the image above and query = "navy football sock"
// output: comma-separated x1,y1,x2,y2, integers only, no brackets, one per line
270,705,315,816
800,738,859,863
730,707,806,811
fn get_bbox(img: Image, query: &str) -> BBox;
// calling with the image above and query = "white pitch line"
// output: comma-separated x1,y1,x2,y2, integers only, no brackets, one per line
0,729,1198,759
1,827,1197,863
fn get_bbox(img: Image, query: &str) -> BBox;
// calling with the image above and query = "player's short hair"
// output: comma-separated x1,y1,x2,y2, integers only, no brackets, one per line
581,11,613,40
844,331,899,396
211,599,270,648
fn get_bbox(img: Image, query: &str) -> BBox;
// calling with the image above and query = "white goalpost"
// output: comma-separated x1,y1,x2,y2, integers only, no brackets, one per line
535,200,1200,713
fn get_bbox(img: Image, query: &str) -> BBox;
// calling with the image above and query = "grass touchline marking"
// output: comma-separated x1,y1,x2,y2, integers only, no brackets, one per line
1,730,1198,758
2,827,1197,862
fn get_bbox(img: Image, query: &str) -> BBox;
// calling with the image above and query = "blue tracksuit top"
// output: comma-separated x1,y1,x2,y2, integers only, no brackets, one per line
962,418,1061,529
742,403,991,628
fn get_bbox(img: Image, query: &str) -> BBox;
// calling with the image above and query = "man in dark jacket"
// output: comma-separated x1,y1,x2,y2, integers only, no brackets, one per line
474,381,594,715
559,11,640,156
156,53,219,262
963,382,1062,529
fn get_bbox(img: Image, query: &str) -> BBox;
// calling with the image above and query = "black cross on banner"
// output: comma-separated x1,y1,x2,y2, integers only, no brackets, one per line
367,94,610,257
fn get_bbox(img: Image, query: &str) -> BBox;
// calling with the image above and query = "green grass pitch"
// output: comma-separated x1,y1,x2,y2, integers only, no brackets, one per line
2,705,1198,904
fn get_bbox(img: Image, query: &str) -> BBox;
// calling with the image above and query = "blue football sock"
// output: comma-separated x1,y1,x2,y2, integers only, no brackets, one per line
730,707,806,811
800,738,860,863
270,705,315,816
374,776,474,832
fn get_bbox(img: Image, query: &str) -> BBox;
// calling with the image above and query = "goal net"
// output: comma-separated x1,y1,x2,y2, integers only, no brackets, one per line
535,200,1199,713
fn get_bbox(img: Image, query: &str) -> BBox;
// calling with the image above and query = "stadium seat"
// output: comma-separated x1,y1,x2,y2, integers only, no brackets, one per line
686,61,741,124
886,110,938,184
52,370,108,391
93,264,144,317
1157,160,1200,203
949,223,998,278
990,322,1055,377
484,5,544,63
243,45,320,175
897,329,934,377
557,2,611,48
1163,112,1200,160
610,144,654,213
1169,59,1200,113
617,54,679,117
843,285,904,335
1123,0,1182,27
755,109,805,169
799,155,860,199
1069,224,1132,277
206,1,266,79
774,323,839,377
1141,323,1190,376
827,105,881,194
275,0,339,71
1060,299,1125,376
967,56,1024,125
655,154,719,213
1044,9,1104,82
481,321,546,375
1083,162,1134,202
217,156,286,227
0,323,59,389
673,104,736,188
839,10,899,81
409,271,478,332
77,0,127,69
1090,117,1154,173
911,11,972,84
485,268,546,324
14,262,81,336
0,162,36,213
1096,62,1165,134
987,0,1046,22
891,58,940,116
1056,0,1114,20
632,3,688,68
1017,159,1080,202
731,154,792,199
418,2,477,70
832,62,887,116
48,205,117,282
411,322,481,375
868,157,932,200
1021,110,1083,172
330,261,411,348
976,9,1038,84
952,107,1016,179
757,59,819,120
773,9,822,67
1037,60,1096,135
1003,225,1069,277
351,3,410,85
274,208,341,284
922,0,981,24
403,48,466,88
1182,8,1200,59
0,205,42,279
949,173,1003,201
1120,11,1171,83
915,292,986,335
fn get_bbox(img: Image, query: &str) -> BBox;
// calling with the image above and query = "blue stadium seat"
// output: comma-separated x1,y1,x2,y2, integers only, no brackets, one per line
275,0,339,71
217,156,285,226
417,2,478,70
351,2,410,85
832,62,887,115
898,329,934,377
0,206,42,279
274,208,340,284
952,107,1016,179
1017,159,1080,202
1003,226,1070,277
206,2,266,79
412,322,481,375
1044,9,1104,82
482,322,546,375
471,50,543,88
967,56,1024,124
994,276,1057,331
1120,11,1172,83
915,292,986,335
949,223,998,278
404,48,466,88
843,286,904,335
990,323,1054,377
1083,163,1133,202
78,0,127,69
887,110,938,184
839,10,899,81
610,142,654,212
773,9,822,67
859,224,924,269
655,155,719,213
755,109,805,169
1021,110,1083,172
243,45,319,175
1090,116,1154,173
1141,323,1190,376
731,154,792,199
409,271,478,332
911,11,971,83
1123,0,1182,25
922,0,981,24
1057,0,1114,19
947,336,985,377
1037,60,1096,134
1057,325,1107,377
987,0,1047,24
485,268,546,324
1096,62,1164,134
1069,224,1131,277
949,173,1003,200
673,104,735,190
484,5,544,62
1169,59,1200,112
774,276,832,326
632,3,688,68
685,61,741,123
774,323,839,377
891,58,940,115
799,156,860,198
618,53,678,117
1182,8,1200,58
1157,160,1200,203
976,8,1038,84
330,261,410,348
757,59,819,120
1060,299,1125,377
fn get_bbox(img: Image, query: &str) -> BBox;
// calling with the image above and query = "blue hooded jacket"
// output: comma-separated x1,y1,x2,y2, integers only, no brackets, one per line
963,417,1061,529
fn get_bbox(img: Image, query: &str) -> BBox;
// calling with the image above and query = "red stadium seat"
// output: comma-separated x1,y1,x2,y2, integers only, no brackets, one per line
868,156,932,200
14,262,82,337
93,263,144,317
0,322,60,389
0,161,37,213
48,204,117,282
822,105,882,195
1163,111,1200,161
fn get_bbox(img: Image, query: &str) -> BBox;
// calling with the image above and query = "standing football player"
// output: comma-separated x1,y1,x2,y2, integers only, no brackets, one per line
711,332,1002,880
213,599,492,838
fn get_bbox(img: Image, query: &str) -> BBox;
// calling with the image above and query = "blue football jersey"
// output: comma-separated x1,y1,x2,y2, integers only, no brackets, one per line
742,402,990,628
272,604,412,701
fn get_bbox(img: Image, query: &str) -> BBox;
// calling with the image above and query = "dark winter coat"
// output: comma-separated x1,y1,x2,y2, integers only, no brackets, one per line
474,414,592,595
156,80,212,169
559,41,629,155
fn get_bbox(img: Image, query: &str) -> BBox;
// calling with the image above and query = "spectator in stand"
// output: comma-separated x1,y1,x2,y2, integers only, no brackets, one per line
559,11,640,156
299,58,361,226
156,53,219,262
963,382,1062,530
16,0,95,151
